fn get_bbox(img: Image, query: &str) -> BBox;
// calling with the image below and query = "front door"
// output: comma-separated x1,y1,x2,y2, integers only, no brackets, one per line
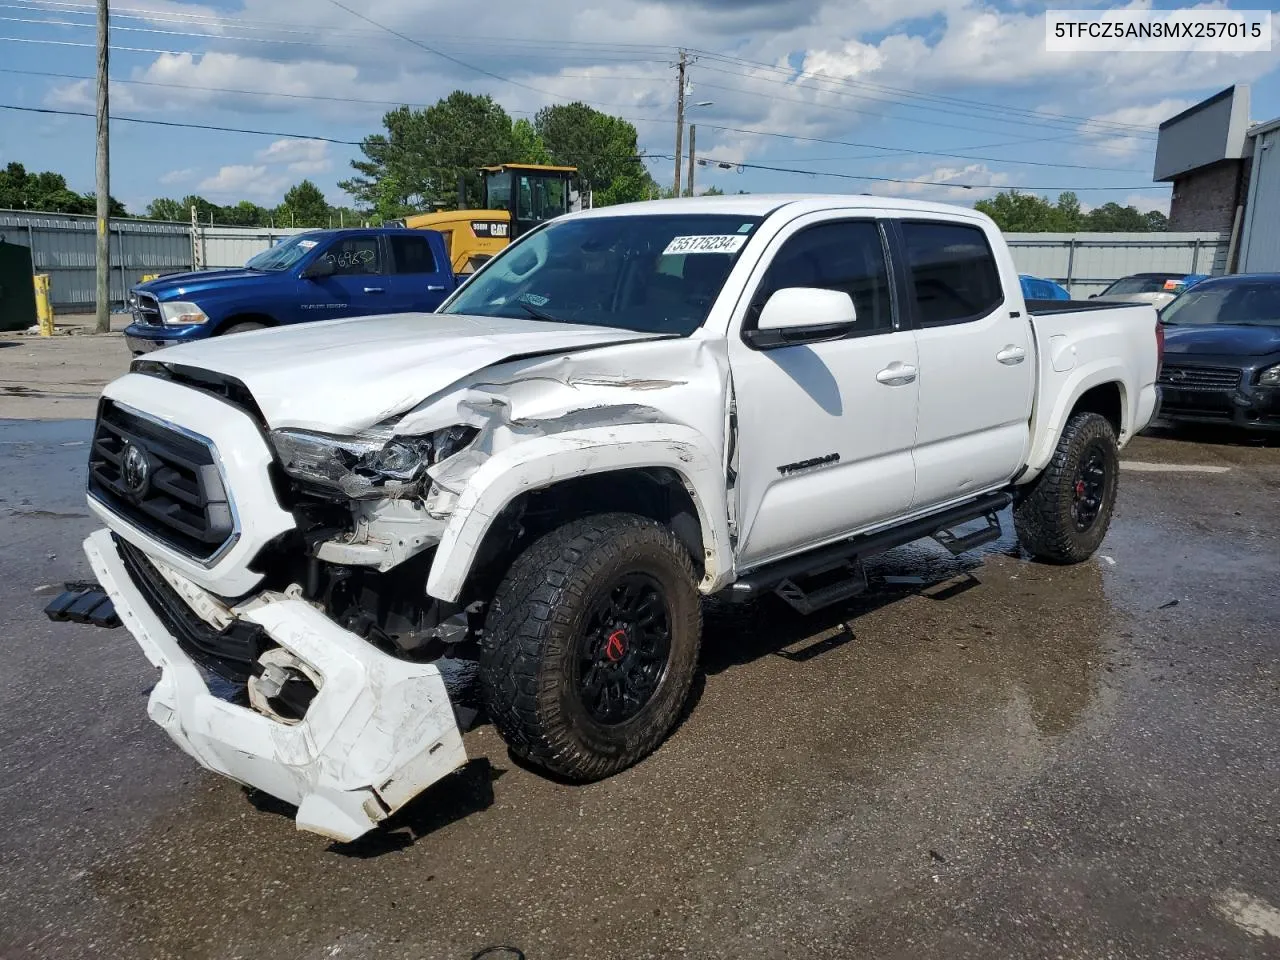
298,233,387,321
728,216,919,568
895,218,1034,509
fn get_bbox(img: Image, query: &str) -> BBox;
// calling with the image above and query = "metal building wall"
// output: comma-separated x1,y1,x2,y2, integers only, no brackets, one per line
1004,232,1228,297
1239,121,1280,274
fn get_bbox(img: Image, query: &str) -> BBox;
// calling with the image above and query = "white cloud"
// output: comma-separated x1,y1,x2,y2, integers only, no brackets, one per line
1121,192,1171,216
159,167,197,185
891,162,1012,201
256,138,332,175
198,164,288,199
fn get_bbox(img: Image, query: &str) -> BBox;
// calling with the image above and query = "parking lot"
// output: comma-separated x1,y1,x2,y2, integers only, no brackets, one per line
2,334,1279,959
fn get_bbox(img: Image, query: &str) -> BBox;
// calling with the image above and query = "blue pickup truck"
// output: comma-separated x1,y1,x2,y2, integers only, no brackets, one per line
124,227,457,354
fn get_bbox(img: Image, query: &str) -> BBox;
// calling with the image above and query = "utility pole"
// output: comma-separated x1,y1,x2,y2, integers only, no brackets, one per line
687,124,697,197
673,49,687,197
93,0,110,333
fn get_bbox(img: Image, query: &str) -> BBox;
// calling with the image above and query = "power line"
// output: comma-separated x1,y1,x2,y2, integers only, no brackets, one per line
0,102,365,143
692,153,1168,192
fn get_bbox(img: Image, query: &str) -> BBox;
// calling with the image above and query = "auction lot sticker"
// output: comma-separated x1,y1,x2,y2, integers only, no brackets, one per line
663,235,749,255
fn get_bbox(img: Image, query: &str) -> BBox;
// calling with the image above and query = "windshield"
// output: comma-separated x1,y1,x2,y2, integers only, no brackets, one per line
1103,276,1181,296
245,234,319,271
1161,282,1280,327
441,214,762,335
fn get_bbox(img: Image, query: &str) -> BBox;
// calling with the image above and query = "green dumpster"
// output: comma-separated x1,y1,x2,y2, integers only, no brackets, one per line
0,238,38,332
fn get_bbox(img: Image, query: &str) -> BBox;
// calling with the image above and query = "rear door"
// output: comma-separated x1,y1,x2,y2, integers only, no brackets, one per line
298,233,388,320
386,233,453,311
894,218,1034,509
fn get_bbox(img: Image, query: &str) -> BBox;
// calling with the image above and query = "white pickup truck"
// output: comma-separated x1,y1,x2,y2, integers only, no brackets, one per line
47,195,1161,841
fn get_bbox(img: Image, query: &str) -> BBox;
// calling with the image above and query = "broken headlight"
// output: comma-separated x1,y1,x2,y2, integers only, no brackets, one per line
270,425,479,498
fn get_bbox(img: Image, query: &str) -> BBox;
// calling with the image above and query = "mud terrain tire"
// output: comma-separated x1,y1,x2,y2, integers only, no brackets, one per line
1014,411,1119,564
479,513,702,781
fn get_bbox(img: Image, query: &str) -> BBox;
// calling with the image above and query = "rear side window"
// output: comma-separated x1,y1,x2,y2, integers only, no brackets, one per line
753,220,894,333
900,221,1003,326
389,234,439,275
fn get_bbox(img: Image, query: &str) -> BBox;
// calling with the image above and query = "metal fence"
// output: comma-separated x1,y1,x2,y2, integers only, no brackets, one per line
0,209,304,310
1004,231,1229,298
0,208,1235,310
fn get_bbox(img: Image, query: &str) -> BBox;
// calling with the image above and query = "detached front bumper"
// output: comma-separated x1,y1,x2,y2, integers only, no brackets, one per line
83,528,468,841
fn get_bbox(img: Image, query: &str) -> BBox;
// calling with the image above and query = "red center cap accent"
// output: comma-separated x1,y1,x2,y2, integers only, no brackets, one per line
605,629,628,662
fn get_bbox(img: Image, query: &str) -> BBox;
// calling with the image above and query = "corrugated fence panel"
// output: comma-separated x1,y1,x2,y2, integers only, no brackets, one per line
1005,232,1228,297
198,227,307,269
0,210,193,309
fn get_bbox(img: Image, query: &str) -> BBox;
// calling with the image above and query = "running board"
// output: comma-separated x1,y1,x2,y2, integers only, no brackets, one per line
932,509,1003,556
774,561,867,615
726,492,1012,603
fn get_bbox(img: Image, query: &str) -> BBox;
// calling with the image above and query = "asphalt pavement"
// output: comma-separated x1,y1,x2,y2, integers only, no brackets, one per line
1,417,1278,960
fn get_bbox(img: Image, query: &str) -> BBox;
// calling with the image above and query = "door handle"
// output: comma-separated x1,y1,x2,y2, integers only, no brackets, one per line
426,284,447,292
997,345,1027,364
876,362,918,386
363,286,385,294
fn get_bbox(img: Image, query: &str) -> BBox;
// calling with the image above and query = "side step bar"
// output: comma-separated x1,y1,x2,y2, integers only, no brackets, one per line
44,581,120,628
726,491,1012,606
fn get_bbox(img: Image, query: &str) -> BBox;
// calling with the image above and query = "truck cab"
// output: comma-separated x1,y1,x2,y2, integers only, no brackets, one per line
123,227,456,355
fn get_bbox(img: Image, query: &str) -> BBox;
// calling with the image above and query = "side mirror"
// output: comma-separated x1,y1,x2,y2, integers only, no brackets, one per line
302,257,336,280
744,287,858,349
1088,293,1098,299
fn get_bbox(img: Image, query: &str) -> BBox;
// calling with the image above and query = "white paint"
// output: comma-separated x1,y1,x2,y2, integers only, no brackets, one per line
1120,461,1231,474
1214,889,1280,939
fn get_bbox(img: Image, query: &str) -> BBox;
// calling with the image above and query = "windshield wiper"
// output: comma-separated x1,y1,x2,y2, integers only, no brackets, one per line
517,301,567,324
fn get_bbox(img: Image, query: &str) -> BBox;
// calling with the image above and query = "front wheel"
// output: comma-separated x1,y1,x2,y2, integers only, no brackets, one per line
478,513,702,781
1014,411,1120,564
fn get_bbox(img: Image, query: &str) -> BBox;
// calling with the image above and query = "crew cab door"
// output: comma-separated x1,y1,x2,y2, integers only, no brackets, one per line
728,216,919,568
386,233,453,312
298,233,388,320
893,218,1034,509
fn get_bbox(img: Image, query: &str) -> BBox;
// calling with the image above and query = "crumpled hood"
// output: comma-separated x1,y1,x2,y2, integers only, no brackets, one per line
1163,323,1280,358
141,312,663,432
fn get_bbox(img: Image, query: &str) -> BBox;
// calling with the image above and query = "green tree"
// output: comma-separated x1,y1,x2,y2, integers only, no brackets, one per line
533,102,655,206
974,190,1061,231
275,180,330,228
145,197,186,221
0,162,126,215
222,200,269,227
511,118,551,164
1083,202,1156,232
977,188,1164,233
341,92,520,219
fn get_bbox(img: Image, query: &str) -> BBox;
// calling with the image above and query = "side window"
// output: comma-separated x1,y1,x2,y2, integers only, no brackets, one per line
389,235,438,275
900,221,1003,326
321,235,380,276
753,221,894,334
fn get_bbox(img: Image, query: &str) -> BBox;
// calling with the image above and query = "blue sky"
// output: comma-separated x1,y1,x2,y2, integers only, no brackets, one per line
1,0,1277,216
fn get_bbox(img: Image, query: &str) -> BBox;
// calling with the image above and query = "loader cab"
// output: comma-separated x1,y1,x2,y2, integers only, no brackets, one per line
480,164,577,239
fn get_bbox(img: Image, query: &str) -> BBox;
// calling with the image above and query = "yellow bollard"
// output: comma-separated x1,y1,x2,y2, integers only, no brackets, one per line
33,273,54,337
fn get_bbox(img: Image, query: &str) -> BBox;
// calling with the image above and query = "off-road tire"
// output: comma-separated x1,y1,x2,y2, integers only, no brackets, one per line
1014,411,1120,564
478,513,702,781
221,321,267,336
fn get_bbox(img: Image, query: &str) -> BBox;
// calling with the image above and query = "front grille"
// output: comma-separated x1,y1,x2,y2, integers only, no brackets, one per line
131,291,162,326
116,536,265,685
89,400,235,561
1158,365,1241,390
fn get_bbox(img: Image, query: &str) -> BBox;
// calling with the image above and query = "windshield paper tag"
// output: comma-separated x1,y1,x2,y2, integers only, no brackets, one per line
663,235,748,256
298,240,318,250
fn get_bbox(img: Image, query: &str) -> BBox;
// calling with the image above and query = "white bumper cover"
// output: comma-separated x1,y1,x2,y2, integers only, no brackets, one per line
85,528,468,841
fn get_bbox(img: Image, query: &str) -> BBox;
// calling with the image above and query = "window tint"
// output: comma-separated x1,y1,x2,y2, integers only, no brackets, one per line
389,235,438,275
901,221,1003,325
754,221,894,333
321,235,380,275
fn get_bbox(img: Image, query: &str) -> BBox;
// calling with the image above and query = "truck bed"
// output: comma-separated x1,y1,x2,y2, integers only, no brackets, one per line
1026,299,1151,316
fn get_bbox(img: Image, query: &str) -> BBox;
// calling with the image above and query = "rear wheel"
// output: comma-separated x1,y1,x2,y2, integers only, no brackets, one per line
1014,412,1120,564
478,513,702,781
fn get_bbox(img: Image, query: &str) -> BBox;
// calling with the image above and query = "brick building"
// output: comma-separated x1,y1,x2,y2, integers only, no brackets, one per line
1154,85,1280,273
